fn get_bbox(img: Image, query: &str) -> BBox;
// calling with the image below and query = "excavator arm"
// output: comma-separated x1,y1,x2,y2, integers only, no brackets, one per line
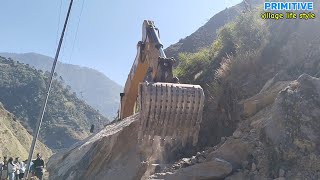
119,20,204,146
120,20,175,119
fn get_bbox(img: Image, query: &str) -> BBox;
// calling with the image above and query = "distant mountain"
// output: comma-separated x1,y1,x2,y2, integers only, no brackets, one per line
0,56,109,149
165,0,264,60
0,103,52,159
0,52,122,118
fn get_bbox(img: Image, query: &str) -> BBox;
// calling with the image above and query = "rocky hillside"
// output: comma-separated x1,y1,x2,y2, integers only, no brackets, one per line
0,56,109,150
47,1,320,180
149,74,320,179
0,52,122,118
47,74,320,179
174,3,320,148
0,103,52,160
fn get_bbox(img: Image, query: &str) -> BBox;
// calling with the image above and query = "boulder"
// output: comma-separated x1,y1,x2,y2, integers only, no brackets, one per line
165,158,232,180
240,80,291,117
208,138,253,169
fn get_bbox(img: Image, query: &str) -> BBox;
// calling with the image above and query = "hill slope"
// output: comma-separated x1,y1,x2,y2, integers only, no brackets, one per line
0,56,109,150
165,0,264,60
0,103,52,160
0,52,122,118
174,0,320,148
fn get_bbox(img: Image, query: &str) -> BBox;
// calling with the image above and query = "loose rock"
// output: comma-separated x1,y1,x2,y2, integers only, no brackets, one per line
165,158,232,180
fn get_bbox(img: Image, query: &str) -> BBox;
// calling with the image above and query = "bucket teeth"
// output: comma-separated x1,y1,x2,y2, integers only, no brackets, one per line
138,82,205,146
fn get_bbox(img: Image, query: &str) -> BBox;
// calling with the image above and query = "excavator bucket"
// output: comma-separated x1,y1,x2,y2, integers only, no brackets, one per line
137,82,205,146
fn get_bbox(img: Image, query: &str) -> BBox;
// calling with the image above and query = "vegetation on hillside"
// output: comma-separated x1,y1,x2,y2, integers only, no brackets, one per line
0,56,109,149
175,10,268,83
0,52,122,118
0,103,52,160
174,9,320,147
164,0,264,60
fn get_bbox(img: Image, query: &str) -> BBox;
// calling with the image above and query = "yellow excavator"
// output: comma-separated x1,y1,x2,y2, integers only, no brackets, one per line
119,20,205,146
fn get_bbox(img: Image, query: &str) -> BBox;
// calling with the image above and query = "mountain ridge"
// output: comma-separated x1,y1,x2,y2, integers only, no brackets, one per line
165,0,264,60
0,56,109,149
0,52,122,118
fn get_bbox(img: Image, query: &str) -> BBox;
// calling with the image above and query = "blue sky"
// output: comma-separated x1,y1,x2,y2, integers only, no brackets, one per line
0,0,242,85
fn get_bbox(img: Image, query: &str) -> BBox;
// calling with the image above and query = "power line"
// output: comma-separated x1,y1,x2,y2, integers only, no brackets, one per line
55,0,63,46
68,0,85,64
62,0,85,100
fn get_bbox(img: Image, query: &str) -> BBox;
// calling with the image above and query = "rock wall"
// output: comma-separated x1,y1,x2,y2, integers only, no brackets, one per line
149,74,320,180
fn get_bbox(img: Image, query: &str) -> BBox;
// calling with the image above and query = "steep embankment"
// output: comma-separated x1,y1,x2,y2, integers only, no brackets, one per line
47,114,140,180
48,112,198,180
0,52,122,118
47,114,163,180
0,103,51,160
0,56,109,150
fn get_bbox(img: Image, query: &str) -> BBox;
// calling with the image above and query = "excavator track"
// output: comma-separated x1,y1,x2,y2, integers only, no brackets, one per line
137,82,205,146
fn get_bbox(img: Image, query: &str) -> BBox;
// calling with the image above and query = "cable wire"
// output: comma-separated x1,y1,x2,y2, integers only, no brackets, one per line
68,0,85,64
55,0,63,46
65,0,86,99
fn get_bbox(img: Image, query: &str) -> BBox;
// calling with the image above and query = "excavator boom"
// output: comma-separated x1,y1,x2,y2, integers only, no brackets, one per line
119,20,205,146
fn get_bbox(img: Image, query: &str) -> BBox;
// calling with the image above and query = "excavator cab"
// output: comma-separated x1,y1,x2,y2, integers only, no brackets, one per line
119,20,205,146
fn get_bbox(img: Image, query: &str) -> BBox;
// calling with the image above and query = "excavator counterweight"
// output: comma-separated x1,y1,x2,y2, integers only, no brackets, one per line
119,20,205,146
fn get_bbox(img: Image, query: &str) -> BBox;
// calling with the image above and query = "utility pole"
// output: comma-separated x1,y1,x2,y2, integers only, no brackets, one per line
24,0,74,178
